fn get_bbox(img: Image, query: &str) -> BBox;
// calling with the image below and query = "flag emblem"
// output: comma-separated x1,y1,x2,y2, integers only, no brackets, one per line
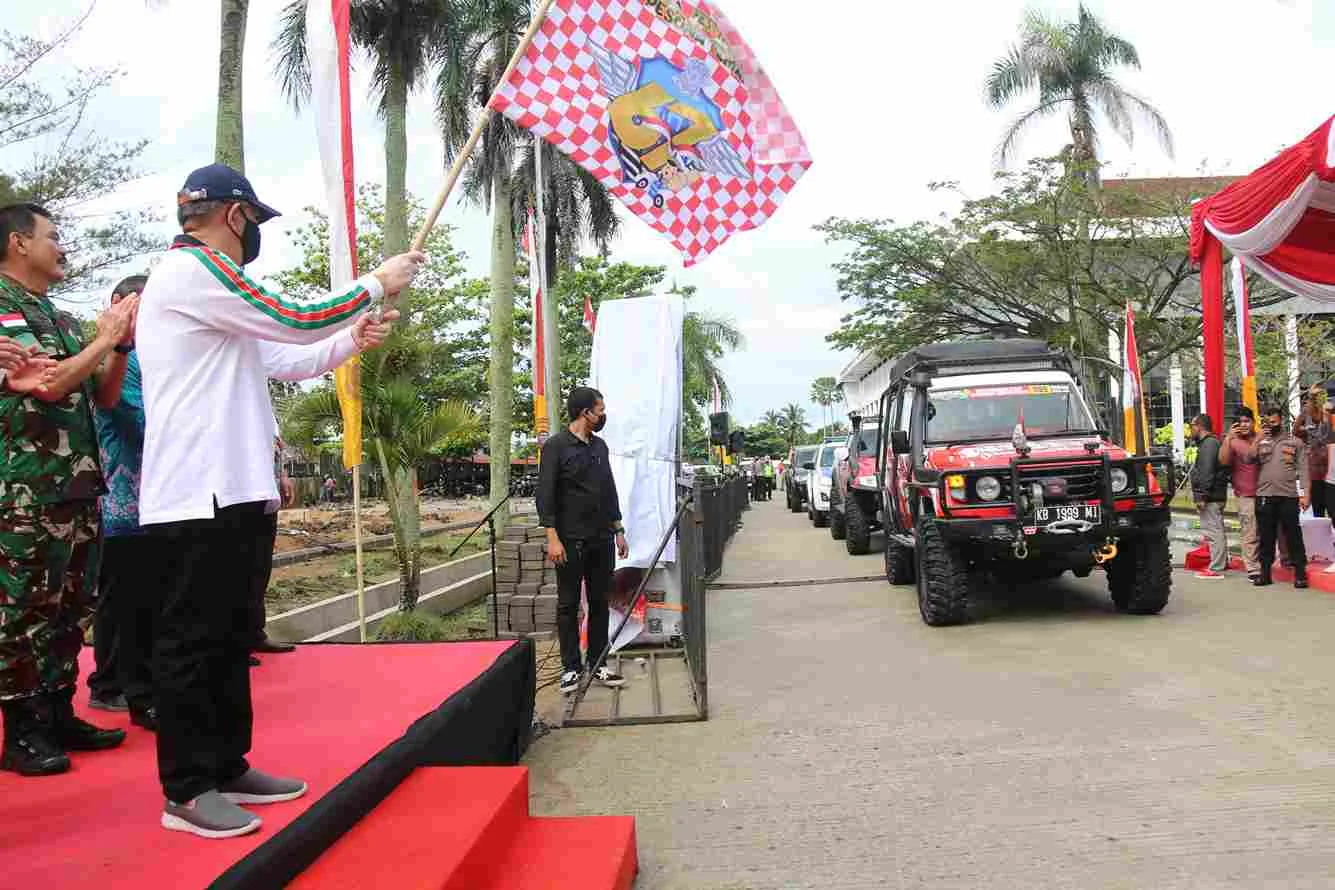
0,313,25,329
489,0,811,265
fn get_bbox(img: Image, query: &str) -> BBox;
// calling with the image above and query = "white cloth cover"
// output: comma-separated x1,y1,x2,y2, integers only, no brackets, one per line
590,293,684,568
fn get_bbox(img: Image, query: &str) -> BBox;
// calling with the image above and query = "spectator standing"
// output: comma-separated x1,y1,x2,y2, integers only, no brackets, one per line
1294,384,1332,518
0,203,135,776
1189,414,1230,578
1220,407,1262,581
1250,406,1310,588
136,165,420,838
537,386,629,696
322,474,336,502
86,275,159,731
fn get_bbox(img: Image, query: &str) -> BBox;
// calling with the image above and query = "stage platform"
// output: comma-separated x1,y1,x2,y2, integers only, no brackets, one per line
1,640,548,889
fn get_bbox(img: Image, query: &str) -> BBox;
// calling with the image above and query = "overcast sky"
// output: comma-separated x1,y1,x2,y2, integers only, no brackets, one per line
6,0,1332,425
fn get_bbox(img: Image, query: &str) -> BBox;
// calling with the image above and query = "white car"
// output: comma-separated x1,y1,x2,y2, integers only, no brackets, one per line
806,442,846,528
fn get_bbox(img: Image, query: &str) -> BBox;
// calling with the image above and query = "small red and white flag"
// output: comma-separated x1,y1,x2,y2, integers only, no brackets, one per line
307,0,362,469
582,295,597,335
0,312,25,329
1121,303,1150,455
489,0,811,266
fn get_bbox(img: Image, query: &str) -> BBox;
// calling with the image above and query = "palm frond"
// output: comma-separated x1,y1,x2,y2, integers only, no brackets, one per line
984,46,1035,108
995,98,1067,167
1089,79,1134,148
1117,89,1175,158
271,0,312,108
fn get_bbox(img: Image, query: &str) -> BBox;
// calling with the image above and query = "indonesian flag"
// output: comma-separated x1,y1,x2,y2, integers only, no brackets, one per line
712,376,722,414
1122,303,1149,455
524,209,549,436
307,0,362,469
489,0,811,266
582,295,597,335
1231,257,1259,418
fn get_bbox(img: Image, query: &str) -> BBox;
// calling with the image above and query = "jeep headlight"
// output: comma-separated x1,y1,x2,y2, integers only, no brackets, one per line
975,475,1002,502
1110,467,1130,493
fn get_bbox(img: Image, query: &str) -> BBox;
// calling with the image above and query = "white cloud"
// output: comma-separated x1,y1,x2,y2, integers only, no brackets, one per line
5,0,1331,425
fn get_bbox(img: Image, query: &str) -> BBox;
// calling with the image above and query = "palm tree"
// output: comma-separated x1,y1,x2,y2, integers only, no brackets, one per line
216,0,249,170
985,3,1172,180
283,349,482,611
762,409,784,429
274,0,462,256
809,376,840,435
782,403,807,449
684,311,743,414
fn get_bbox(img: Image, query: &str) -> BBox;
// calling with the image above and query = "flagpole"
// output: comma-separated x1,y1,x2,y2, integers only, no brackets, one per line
352,464,366,641
411,0,560,254
534,142,562,434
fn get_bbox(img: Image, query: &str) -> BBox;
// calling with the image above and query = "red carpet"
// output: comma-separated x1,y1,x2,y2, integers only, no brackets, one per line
293,767,638,890
0,642,514,889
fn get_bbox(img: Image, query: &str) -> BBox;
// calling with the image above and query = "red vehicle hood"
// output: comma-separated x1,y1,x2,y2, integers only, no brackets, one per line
928,437,1127,471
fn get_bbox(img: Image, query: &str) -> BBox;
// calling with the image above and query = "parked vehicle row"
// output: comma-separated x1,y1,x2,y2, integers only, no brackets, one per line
784,338,1178,628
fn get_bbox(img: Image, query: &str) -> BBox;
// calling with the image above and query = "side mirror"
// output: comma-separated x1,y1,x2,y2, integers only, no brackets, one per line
802,461,815,471
891,430,910,454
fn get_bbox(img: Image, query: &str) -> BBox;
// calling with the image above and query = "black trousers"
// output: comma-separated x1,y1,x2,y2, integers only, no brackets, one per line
1312,479,1328,519
153,501,266,804
1257,495,1307,580
249,512,278,643
554,535,614,674
88,535,161,711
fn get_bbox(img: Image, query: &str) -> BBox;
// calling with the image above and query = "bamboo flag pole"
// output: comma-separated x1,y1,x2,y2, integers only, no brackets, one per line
410,0,560,253
353,466,367,641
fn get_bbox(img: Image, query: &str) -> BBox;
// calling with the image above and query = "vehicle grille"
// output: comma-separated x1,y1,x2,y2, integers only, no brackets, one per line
999,463,1102,505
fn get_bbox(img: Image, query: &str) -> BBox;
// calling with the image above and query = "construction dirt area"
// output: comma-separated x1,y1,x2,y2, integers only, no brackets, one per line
264,496,536,619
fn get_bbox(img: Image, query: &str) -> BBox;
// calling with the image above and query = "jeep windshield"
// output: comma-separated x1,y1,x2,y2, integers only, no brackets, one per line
794,447,817,467
926,383,1098,444
852,427,878,455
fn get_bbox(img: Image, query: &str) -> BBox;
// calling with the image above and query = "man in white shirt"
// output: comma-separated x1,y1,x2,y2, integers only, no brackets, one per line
136,164,422,839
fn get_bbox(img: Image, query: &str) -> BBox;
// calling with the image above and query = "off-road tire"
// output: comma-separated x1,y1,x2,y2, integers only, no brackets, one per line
829,497,847,539
845,494,872,554
788,486,802,513
1105,529,1172,615
814,508,829,528
884,535,915,585
915,517,969,626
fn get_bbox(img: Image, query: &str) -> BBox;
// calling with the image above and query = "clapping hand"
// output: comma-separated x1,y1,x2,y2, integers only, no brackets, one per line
3,350,58,394
96,295,139,346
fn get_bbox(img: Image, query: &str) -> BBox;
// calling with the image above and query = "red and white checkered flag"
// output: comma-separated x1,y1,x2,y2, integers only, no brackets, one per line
489,0,811,266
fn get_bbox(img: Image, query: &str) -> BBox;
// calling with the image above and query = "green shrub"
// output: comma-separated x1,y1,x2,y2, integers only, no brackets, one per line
374,610,451,642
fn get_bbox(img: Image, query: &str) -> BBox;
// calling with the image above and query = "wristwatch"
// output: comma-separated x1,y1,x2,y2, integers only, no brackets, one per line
113,344,133,355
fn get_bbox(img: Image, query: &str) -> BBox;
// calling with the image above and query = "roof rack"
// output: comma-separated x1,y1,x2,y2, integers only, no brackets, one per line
888,339,1073,383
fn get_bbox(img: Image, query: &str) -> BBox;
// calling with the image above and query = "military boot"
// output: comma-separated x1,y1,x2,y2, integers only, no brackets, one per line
47,687,126,752
1,699,71,776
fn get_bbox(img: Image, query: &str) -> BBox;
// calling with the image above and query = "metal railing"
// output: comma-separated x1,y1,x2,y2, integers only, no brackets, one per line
691,473,750,580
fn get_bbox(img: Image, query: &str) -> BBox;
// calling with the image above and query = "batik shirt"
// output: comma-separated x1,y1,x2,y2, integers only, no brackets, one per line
0,274,105,507
94,350,145,536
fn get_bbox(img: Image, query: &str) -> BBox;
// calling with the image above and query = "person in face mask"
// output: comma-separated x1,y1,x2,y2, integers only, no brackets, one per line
135,164,424,839
536,386,630,695
1248,407,1311,589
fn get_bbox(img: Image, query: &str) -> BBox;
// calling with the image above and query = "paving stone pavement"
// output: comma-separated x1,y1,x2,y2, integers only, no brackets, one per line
524,498,1335,889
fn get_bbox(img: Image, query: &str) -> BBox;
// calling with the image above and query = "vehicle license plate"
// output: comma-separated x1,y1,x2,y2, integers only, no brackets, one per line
1033,504,1101,524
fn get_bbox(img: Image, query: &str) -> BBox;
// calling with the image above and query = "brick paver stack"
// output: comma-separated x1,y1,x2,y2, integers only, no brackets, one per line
489,522,558,639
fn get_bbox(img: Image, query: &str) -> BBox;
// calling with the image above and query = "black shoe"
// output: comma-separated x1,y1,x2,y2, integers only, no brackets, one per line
1295,576,1309,589
89,692,129,712
130,706,159,732
47,689,126,752
1,700,70,776
248,655,262,667
252,636,295,654
591,666,626,688
1253,576,1272,587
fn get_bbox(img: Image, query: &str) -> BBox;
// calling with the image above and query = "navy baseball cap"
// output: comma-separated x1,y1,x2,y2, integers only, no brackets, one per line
177,163,281,223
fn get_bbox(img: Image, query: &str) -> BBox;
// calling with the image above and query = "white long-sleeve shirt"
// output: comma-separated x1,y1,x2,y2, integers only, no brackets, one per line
137,235,379,525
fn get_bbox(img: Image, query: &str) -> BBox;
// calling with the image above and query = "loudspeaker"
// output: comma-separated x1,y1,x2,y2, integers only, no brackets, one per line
709,412,730,446
728,429,746,455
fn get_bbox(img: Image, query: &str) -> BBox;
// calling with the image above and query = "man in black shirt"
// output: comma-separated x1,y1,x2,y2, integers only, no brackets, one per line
537,386,629,694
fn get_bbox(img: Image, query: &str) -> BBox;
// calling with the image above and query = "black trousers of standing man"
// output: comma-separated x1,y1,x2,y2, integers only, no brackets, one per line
1257,495,1308,581
248,511,279,645
89,535,162,713
554,534,614,675
153,500,266,804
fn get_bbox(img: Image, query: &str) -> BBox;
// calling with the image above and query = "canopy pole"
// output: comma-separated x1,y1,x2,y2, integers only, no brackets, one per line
352,464,366,642
410,0,560,254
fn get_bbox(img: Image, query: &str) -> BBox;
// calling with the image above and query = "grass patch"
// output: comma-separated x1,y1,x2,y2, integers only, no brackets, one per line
373,599,491,642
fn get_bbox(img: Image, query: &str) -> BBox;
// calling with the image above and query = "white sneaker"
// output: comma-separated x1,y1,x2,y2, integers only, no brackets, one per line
593,666,626,688
559,670,581,695
161,790,262,839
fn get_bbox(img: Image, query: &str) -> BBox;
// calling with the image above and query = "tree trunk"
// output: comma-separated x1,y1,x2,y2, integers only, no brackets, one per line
215,0,248,171
383,63,409,258
488,167,516,529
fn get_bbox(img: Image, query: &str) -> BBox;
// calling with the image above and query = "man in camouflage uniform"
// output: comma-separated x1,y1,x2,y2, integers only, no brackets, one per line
0,203,136,776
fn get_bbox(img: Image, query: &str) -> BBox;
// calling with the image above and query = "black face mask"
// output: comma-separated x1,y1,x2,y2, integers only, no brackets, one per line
229,206,262,265
589,411,607,433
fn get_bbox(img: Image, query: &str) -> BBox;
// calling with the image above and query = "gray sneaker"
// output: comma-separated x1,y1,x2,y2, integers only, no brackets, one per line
161,790,262,839
219,768,308,805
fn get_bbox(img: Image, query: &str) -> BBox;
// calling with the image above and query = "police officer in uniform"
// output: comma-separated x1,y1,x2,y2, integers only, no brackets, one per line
0,203,136,775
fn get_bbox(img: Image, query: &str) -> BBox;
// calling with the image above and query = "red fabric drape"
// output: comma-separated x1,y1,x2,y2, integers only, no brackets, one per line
1262,207,1335,285
1200,234,1226,432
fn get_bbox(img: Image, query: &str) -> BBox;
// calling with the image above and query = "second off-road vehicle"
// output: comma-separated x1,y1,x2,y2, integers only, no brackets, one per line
875,339,1175,626
829,416,882,555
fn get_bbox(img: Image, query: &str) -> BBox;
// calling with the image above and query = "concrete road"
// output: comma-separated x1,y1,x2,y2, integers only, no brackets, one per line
524,498,1335,889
